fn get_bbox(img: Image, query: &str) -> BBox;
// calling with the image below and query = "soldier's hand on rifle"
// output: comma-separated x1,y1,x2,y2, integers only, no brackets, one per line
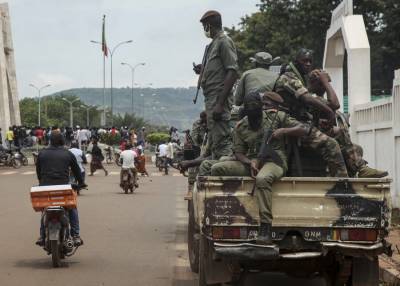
193,63,202,75
271,128,287,140
250,159,260,178
212,103,224,121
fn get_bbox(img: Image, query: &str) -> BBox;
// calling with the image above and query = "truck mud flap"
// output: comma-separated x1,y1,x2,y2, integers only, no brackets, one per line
214,242,279,260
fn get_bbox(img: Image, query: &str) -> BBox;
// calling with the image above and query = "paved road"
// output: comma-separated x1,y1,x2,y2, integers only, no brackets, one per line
0,163,325,286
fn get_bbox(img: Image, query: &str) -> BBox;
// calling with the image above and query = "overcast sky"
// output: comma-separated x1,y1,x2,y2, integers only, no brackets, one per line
6,0,259,99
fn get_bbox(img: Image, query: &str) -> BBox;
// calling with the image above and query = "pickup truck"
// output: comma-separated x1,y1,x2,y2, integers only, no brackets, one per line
187,173,392,286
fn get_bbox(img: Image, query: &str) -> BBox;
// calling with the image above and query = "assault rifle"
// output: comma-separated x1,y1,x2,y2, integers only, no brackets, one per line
193,45,209,104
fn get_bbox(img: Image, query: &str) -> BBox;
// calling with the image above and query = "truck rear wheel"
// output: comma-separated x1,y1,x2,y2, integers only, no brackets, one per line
350,257,379,286
188,201,199,273
198,236,221,286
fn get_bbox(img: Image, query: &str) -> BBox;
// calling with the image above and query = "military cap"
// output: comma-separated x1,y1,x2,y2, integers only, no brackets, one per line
296,48,314,60
200,10,221,22
250,52,280,66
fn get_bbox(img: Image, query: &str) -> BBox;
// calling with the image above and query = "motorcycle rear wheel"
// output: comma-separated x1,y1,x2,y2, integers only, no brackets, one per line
11,159,22,169
22,157,28,166
51,240,61,268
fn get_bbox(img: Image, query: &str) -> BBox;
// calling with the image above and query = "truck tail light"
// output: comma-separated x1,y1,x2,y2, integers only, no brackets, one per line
333,229,377,242
212,227,247,239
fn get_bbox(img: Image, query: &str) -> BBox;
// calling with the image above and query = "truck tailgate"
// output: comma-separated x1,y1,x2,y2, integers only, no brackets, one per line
196,176,391,229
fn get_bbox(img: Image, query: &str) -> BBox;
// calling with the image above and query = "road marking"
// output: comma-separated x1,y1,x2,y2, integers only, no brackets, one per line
22,171,35,175
109,171,119,175
172,173,182,177
0,171,17,175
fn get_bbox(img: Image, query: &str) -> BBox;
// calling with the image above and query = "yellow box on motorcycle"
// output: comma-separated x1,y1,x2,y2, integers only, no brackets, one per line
30,185,77,212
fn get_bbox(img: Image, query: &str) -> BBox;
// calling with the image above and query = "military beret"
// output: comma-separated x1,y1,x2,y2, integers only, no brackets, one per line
200,10,221,22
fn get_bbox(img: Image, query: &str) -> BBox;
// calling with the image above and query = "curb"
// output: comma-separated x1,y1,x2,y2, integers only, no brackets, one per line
380,255,400,284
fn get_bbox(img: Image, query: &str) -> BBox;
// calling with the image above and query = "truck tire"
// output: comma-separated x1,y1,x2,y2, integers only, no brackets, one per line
350,257,379,286
188,201,199,273
198,236,221,286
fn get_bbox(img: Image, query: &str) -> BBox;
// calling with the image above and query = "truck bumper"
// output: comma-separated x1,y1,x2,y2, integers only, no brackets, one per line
214,241,386,261
214,242,280,260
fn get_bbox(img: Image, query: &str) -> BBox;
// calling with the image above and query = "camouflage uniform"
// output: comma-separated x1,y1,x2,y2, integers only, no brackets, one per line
188,119,208,186
274,62,348,177
201,31,238,160
210,110,301,224
190,119,207,147
235,67,278,106
317,108,368,177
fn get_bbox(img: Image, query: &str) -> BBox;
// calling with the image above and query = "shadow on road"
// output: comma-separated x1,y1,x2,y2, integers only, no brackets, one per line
14,258,79,270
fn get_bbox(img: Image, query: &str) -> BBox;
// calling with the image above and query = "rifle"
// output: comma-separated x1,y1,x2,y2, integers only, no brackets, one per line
249,111,283,196
193,45,209,104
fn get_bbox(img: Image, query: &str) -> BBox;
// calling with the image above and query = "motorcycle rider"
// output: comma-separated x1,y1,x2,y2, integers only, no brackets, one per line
35,131,85,246
119,143,138,188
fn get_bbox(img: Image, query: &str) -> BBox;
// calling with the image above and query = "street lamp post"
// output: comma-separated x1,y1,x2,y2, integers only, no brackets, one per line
121,62,145,116
81,105,95,127
29,84,51,126
62,98,79,127
91,40,133,126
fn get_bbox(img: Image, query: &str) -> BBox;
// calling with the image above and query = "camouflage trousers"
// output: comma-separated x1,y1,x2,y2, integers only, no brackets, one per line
333,128,365,177
301,127,348,177
198,156,235,176
211,160,284,224
204,96,233,160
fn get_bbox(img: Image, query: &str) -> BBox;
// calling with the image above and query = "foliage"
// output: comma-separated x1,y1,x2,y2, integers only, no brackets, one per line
145,132,170,145
226,0,400,94
99,132,122,146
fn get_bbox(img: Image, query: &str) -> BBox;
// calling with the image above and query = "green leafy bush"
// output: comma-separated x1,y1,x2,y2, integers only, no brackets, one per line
146,133,170,145
99,132,122,146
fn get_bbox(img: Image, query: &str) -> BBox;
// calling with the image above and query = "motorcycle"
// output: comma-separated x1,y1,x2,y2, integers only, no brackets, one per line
120,168,137,194
114,150,122,167
34,184,86,268
0,148,22,168
14,148,29,166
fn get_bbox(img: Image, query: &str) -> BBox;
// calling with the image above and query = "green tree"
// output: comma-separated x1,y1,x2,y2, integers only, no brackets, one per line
226,0,400,93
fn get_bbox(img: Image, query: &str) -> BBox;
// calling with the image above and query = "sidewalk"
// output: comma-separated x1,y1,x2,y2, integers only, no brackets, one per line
380,227,400,284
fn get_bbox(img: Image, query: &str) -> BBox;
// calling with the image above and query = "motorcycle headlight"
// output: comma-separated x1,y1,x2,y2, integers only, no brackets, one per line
14,154,21,158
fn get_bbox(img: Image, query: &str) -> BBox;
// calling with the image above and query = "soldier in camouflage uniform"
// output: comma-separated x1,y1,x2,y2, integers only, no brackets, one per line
194,10,238,160
190,111,207,147
210,92,309,244
186,111,208,194
308,69,388,178
235,52,280,106
274,49,348,177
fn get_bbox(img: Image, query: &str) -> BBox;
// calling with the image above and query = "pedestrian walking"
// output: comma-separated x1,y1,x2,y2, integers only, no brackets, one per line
89,139,108,176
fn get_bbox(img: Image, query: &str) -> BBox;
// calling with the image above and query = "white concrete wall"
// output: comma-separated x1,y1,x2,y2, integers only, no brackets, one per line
352,69,400,207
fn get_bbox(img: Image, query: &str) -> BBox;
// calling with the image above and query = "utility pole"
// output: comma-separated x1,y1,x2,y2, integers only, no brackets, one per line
29,84,51,126
62,98,79,127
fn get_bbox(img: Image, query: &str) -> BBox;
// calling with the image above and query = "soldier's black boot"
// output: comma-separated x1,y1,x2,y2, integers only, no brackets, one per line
257,223,272,245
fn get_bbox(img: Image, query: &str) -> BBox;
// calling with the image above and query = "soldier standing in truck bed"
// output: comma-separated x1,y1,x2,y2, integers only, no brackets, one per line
193,10,238,160
235,52,280,106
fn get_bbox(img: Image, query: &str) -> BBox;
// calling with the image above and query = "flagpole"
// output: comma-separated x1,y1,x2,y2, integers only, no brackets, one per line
102,49,106,126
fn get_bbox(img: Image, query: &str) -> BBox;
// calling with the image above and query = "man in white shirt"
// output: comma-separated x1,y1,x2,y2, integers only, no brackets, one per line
119,144,138,188
158,142,168,157
69,141,87,182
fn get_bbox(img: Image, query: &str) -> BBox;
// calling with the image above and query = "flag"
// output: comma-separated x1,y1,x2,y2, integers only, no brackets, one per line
102,15,108,57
